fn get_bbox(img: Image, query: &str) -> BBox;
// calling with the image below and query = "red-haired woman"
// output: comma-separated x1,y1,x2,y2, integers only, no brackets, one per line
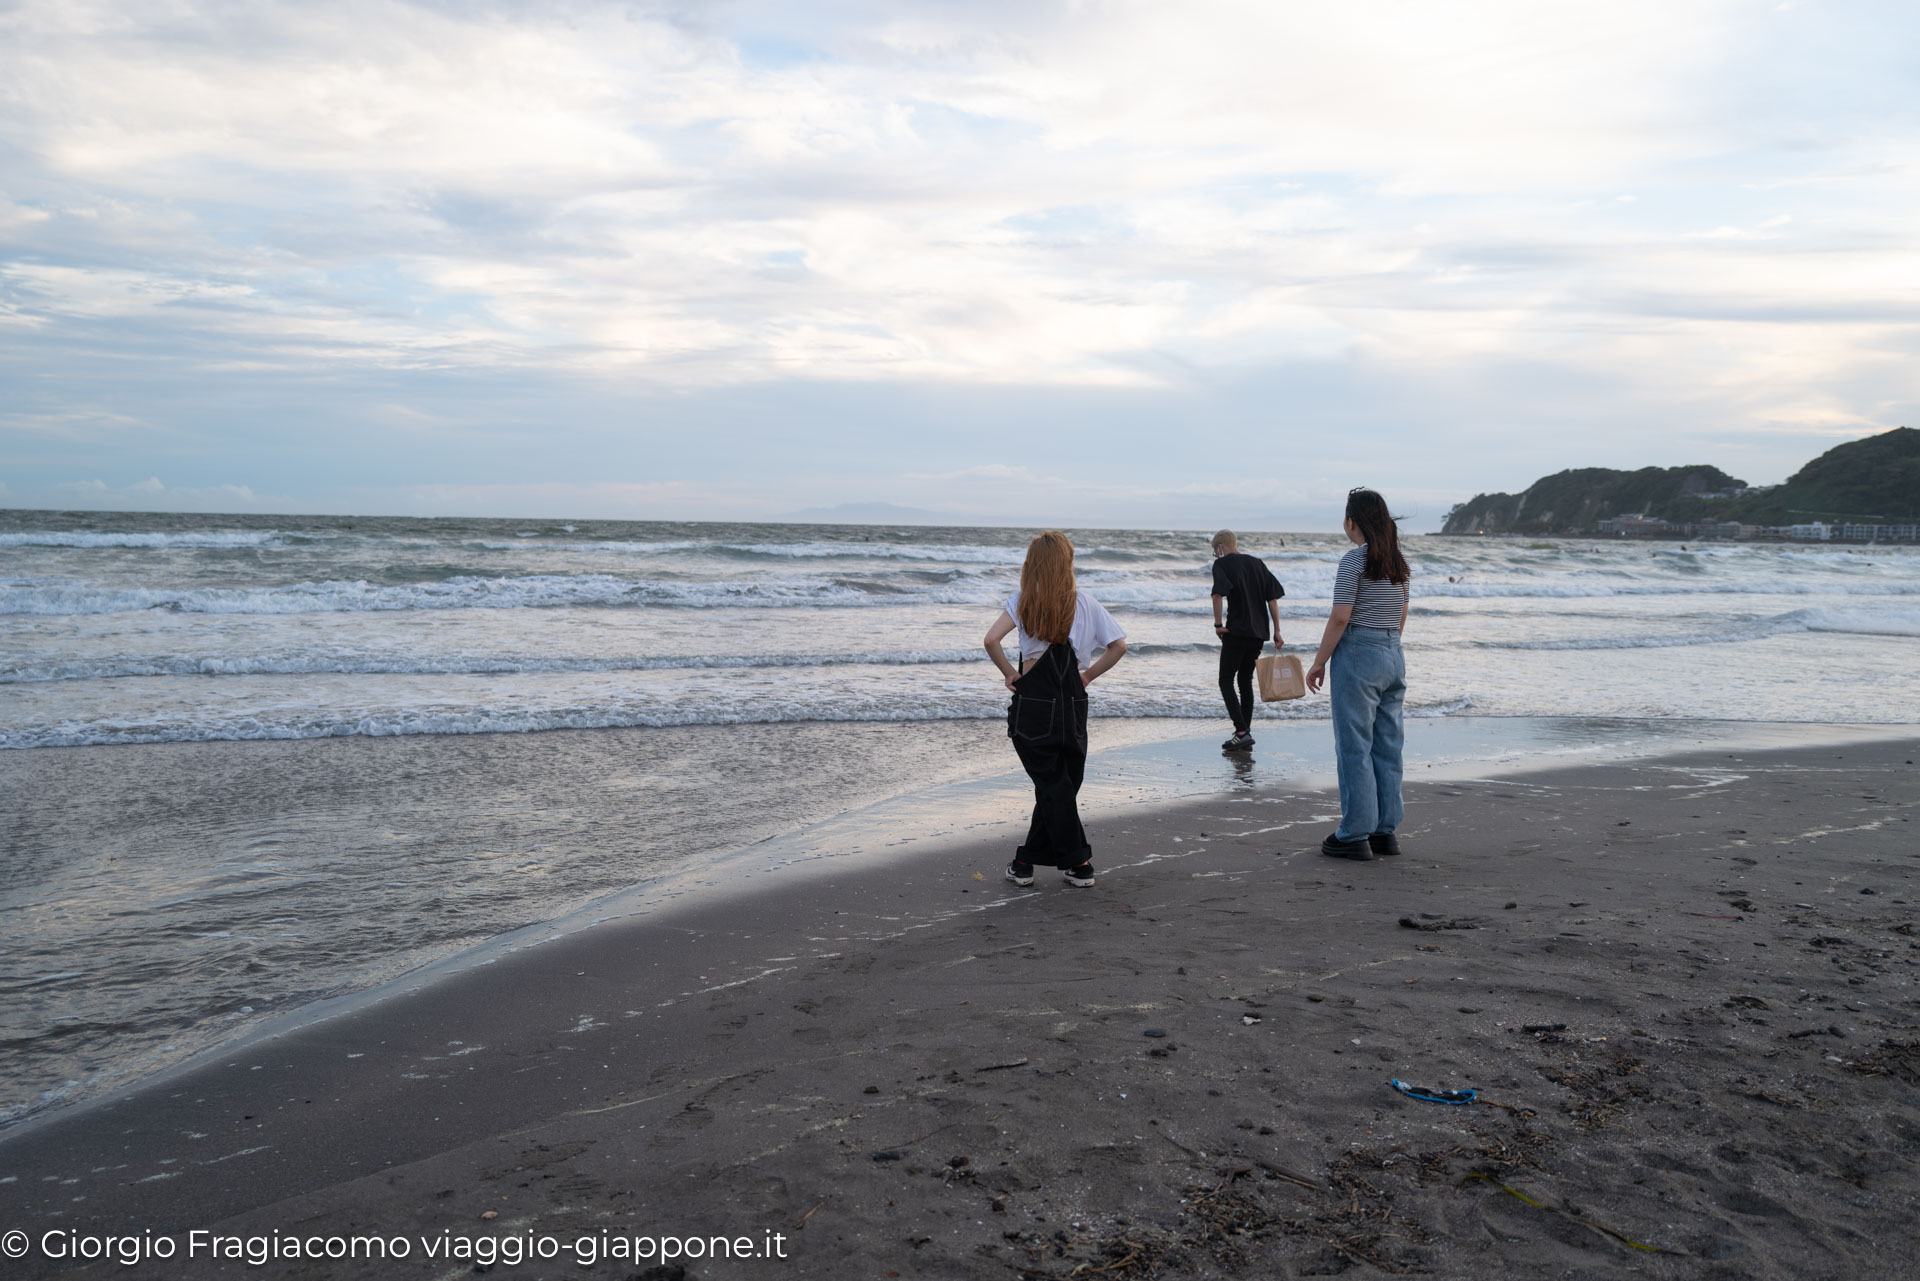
984,531,1129,887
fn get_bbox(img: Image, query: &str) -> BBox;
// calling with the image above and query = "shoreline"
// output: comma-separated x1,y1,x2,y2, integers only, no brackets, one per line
6,715,1915,1141
3,727,1917,1278
5,716,1916,1140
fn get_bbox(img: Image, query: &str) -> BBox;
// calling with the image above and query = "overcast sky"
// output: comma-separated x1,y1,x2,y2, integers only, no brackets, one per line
2,0,1915,529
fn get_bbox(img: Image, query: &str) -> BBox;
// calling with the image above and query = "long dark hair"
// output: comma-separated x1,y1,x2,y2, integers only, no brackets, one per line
1345,488,1409,584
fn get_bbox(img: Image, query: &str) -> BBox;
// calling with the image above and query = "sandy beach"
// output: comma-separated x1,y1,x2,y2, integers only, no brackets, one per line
11,5,1920,1276
4,730,1916,1280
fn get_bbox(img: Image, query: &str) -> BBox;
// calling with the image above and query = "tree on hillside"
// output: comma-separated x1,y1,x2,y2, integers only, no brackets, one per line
1726,427,1920,523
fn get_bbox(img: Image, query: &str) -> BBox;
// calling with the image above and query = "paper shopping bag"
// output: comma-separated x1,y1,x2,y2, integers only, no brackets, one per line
1256,653,1306,701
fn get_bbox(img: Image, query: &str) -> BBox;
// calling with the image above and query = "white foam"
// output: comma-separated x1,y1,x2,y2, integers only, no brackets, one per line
0,574,978,616
1467,605,1920,651
1415,579,1920,600
0,685,1491,749
479,538,1028,564
1408,695,1477,718
0,648,995,684
0,530,294,549
1796,606,1920,637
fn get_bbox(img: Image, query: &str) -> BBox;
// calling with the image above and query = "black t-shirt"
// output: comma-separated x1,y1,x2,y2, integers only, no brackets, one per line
1210,552,1284,639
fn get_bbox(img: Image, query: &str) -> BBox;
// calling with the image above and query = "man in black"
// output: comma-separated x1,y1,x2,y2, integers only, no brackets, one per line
1210,530,1284,751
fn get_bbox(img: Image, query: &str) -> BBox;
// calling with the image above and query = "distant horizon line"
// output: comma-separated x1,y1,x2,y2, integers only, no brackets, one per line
0,504,1385,536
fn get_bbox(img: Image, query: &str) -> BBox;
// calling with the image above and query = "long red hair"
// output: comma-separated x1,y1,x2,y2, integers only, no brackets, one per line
1018,531,1076,644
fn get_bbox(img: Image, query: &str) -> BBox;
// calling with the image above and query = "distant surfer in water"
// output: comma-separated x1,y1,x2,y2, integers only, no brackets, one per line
984,531,1128,888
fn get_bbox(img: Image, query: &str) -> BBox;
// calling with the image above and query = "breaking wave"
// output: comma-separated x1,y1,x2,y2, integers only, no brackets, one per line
0,530,300,549
0,688,1480,750
1467,606,1920,651
10,570,1920,618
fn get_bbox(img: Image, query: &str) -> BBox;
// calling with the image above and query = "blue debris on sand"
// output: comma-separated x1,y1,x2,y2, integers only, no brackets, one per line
1389,1078,1477,1105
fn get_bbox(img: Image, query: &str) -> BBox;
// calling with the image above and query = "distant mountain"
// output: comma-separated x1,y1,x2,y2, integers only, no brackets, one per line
1440,465,1746,536
1441,427,1920,535
1724,426,1920,524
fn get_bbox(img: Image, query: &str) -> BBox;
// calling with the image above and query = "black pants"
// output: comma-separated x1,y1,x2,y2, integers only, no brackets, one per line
1012,736,1090,868
1008,642,1092,869
1219,634,1263,733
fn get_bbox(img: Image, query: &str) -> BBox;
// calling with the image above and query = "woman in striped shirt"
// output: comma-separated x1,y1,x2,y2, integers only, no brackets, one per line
1305,489,1411,860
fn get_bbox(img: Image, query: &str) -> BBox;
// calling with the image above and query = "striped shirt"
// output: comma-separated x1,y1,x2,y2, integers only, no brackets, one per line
1333,543,1407,630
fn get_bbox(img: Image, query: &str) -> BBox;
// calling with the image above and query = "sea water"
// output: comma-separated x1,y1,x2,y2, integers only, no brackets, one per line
6,512,1920,744
4,511,1919,1126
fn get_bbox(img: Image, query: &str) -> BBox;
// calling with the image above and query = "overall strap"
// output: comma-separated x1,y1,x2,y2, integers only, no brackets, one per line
1044,640,1076,681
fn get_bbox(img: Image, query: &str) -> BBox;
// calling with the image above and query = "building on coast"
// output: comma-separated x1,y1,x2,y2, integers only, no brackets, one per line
1591,515,1915,543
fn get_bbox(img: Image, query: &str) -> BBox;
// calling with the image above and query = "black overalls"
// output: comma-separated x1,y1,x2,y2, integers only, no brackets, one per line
1007,641,1092,869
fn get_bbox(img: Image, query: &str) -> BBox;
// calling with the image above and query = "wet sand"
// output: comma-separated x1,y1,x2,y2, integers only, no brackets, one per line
3,735,1918,1279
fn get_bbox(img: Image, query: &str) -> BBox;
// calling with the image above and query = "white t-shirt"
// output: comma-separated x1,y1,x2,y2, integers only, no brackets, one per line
1003,590,1126,669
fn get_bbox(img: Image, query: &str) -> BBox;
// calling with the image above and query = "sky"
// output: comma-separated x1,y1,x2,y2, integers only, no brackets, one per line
1,0,1916,530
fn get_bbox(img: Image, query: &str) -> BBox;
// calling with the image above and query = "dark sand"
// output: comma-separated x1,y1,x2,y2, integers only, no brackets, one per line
4,736,1917,1279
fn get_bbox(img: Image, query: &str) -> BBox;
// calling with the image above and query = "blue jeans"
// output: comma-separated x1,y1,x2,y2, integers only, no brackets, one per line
1330,626,1405,840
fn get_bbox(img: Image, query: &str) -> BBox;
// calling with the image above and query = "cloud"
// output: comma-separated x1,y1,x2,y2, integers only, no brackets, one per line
1,406,150,440
4,0,1914,387
0,195,52,243
0,1,1916,521
883,464,1444,528
27,477,257,511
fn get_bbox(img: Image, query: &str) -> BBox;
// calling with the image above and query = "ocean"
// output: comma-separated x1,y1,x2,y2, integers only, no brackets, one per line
4,509,1919,1127
6,510,1920,745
